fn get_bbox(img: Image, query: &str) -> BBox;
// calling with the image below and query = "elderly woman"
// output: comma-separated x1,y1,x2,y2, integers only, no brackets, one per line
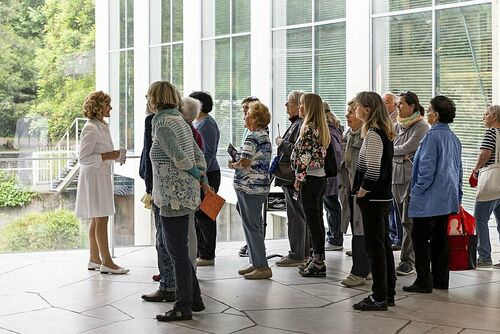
404,95,462,294
393,91,430,277
352,91,396,311
230,102,272,279
471,105,500,268
149,81,209,322
323,101,343,251
339,98,371,287
274,90,310,267
75,91,128,275
291,93,331,277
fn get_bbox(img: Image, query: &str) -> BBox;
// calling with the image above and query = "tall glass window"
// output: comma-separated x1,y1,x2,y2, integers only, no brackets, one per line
372,1,493,211
109,0,134,152
149,0,184,92
272,0,346,131
202,0,251,151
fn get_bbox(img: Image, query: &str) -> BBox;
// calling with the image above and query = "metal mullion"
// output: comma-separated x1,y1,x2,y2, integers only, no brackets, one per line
370,0,491,19
149,41,183,48
432,6,436,96
271,18,347,33
229,0,233,145
109,47,134,53
311,0,316,93
170,0,174,82
201,31,250,41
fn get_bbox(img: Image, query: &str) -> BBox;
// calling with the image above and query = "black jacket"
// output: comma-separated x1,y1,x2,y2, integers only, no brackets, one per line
139,114,154,194
275,116,303,187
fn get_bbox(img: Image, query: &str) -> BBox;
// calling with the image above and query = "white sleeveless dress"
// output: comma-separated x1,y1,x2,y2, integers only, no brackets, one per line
75,119,115,218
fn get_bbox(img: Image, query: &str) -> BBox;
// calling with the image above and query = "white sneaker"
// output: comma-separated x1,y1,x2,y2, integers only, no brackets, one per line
325,243,343,251
100,265,129,275
341,274,366,287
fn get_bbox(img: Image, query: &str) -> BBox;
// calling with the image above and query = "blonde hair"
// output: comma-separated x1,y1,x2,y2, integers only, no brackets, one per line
83,91,111,119
356,91,396,140
487,105,500,121
147,81,182,111
181,97,201,123
323,101,340,128
299,93,331,148
248,101,271,129
347,98,357,108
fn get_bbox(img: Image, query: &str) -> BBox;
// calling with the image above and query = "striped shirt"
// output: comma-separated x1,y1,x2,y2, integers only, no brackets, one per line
480,128,498,167
357,129,383,183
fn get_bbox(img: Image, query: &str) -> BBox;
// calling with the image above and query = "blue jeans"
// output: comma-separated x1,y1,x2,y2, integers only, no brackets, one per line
153,204,176,291
474,198,500,261
236,190,268,268
389,199,403,246
160,213,202,314
323,194,343,246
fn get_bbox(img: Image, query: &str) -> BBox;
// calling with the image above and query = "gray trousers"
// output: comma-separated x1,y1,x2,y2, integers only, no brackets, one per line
393,183,415,267
283,186,310,260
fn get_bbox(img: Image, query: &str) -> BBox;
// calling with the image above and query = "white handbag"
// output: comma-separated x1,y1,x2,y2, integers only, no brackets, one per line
476,128,500,202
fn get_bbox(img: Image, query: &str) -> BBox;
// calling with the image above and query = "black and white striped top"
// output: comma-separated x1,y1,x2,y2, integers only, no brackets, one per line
354,128,393,200
480,128,498,167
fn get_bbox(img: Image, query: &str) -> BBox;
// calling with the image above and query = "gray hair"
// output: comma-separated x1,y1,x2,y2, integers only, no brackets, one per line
181,97,201,123
382,92,397,104
488,105,500,121
288,90,306,104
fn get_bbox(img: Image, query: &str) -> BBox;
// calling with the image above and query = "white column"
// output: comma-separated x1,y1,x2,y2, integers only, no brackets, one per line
133,1,152,246
345,0,371,99
183,0,202,94
95,0,109,91
493,0,499,104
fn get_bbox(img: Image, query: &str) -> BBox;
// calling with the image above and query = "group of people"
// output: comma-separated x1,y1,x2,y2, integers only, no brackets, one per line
75,80,500,320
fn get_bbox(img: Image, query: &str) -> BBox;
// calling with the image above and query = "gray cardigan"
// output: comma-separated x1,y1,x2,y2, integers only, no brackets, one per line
339,128,364,235
392,120,430,198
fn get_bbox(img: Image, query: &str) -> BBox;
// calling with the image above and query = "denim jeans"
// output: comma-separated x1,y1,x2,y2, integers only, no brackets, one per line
236,190,269,268
389,200,403,246
300,176,327,261
152,204,175,292
160,213,202,314
323,194,343,246
474,198,500,261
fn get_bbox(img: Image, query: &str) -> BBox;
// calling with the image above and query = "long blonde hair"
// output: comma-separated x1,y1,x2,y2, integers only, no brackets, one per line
300,93,331,148
356,91,395,140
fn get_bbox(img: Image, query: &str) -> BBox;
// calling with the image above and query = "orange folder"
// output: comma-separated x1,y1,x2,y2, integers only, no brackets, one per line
200,191,226,221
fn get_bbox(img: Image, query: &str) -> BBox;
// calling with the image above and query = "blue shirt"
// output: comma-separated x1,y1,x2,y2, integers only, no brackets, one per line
194,115,220,172
408,122,463,218
233,129,272,194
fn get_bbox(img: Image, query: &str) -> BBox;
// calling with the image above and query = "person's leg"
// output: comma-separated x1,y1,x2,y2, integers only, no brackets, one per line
323,194,343,247
431,214,450,289
281,186,307,261
300,176,326,263
358,199,390,302
89,218,101,264
384,208,397,300
160,214,194,314
187,213,198,270
410,217,434,289
153,204,176,292
350,235,370,277
494,200,500,242
236,191,269,269
94,216,120,269
195,170,221,261
474,200,495,262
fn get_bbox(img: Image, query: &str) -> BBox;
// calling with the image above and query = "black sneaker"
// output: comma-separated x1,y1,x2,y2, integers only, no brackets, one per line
141,290,175,302
192,300,205,312
299,261,326,277
298,258,312,271
238,245,249,257
387,297,395,307
156,308,192,322
353,296,388,311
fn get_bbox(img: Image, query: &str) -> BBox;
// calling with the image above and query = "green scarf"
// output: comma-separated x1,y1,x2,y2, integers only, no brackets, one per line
397,112,423,128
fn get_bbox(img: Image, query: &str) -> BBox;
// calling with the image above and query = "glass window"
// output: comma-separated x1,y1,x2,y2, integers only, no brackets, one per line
109,0,134,50
233,0,251,33
372,12,433,103
203,0,231,38
273,0,312,27
436,4,492,210
231,35,251,145
372,0,432,14
315,0,346,21
315,22,346,119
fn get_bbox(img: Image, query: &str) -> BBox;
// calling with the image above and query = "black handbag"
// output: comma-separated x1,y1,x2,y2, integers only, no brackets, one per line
272,156,295,182
324,142,337,178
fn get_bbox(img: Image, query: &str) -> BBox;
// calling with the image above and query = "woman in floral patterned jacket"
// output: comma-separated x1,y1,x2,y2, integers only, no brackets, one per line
291,93,331,277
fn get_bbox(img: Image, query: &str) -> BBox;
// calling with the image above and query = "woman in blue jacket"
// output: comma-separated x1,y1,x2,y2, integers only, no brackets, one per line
404,95,463,293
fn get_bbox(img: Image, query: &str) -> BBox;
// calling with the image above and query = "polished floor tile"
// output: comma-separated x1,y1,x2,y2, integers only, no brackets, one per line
0,237,499,333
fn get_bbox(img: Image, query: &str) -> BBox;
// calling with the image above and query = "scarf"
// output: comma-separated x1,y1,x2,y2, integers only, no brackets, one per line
397,112,423,128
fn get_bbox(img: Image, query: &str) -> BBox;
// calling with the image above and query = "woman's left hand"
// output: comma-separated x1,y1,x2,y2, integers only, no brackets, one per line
201,181,214,194
357,187,368,198
294,179,302,192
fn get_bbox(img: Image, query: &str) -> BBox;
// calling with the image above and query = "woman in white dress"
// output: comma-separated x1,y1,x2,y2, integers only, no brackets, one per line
75,91,129,274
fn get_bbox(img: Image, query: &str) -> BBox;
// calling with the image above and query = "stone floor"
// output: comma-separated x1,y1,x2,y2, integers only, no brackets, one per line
0,235,500,334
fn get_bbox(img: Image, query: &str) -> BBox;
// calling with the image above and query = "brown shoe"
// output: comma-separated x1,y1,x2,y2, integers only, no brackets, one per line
238,265,255,275
243,267,272,280
196,258,215,266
